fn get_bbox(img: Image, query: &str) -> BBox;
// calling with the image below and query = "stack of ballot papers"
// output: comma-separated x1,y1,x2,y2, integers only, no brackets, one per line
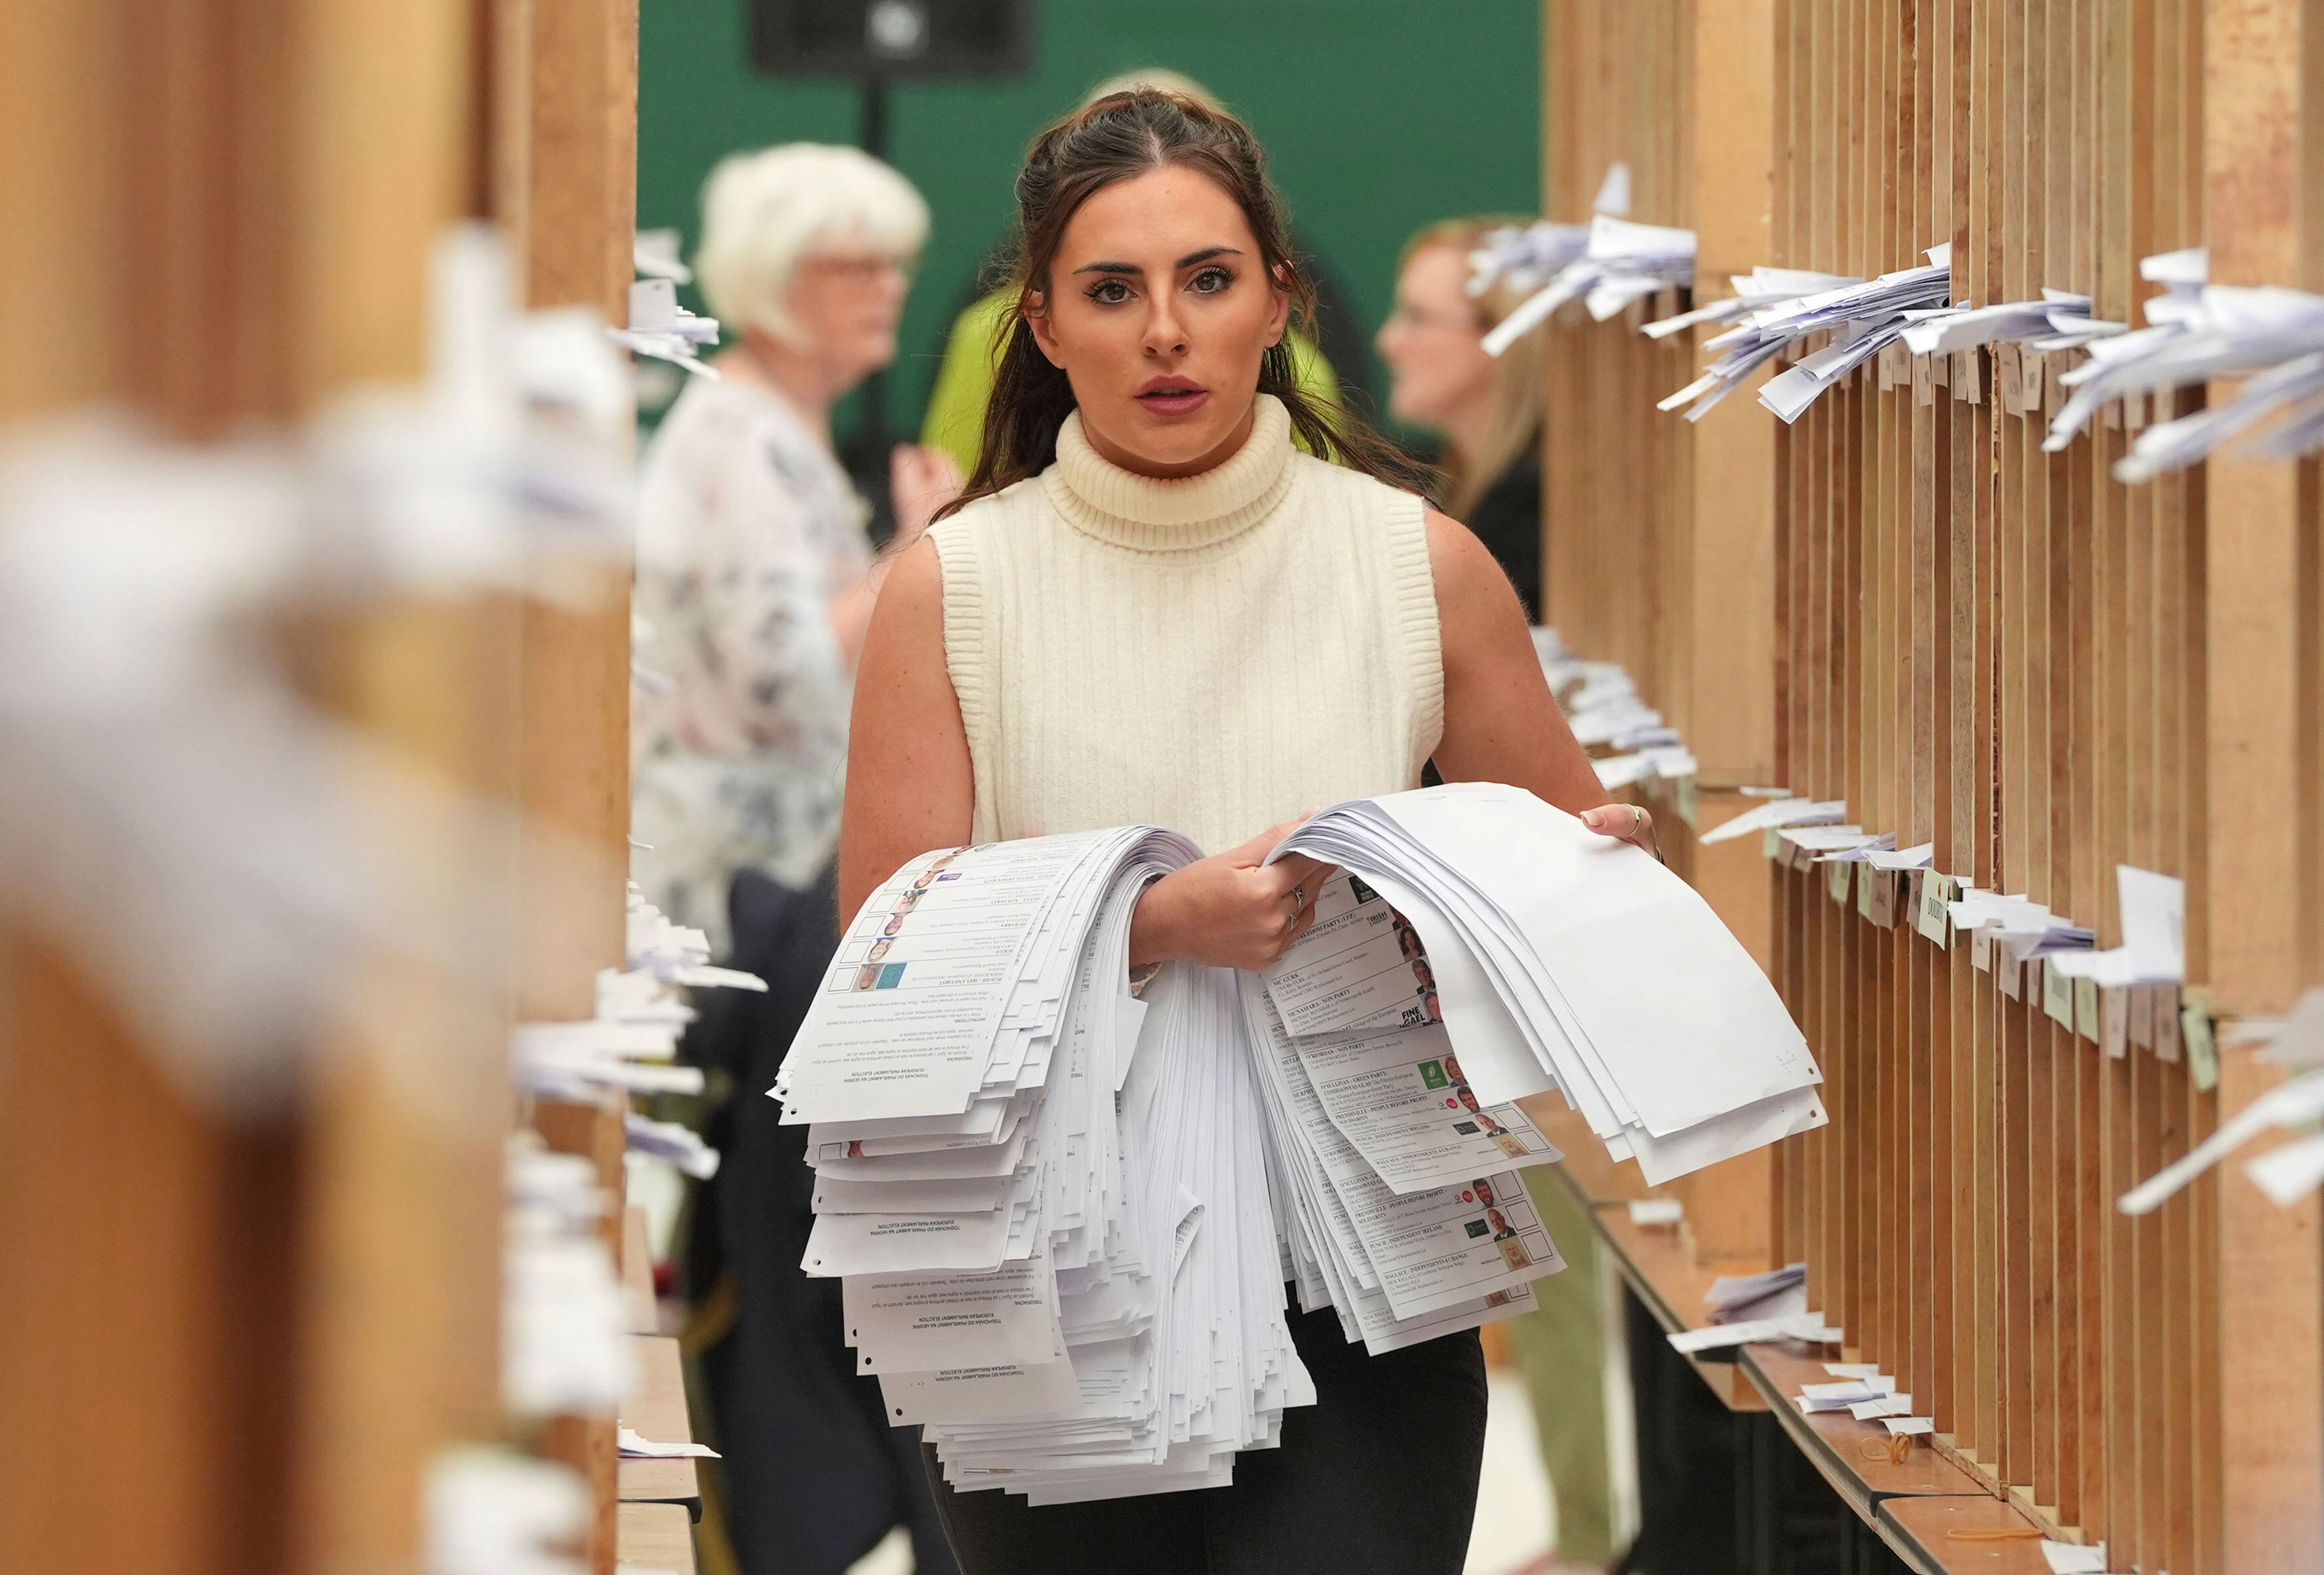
774,784,1825,1503
1485,214,1699,355
1244,925,1566,1355
1658,245,1952,424
1643,266,1864,344
1705,1262,1806,1323
776,826,1319,1504
1270,784,1825,1186
1944,890,2096,962
1897,291,2090,358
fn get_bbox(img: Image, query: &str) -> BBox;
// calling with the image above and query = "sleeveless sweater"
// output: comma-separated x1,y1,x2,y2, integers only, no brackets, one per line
928,395,1444,855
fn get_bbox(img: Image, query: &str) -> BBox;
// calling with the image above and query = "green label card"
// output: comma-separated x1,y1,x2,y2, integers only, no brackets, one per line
2181,991,2218,1092
2043,961,2075,1027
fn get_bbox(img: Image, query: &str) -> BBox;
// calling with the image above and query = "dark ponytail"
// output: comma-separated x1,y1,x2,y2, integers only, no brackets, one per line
937,89,1431,519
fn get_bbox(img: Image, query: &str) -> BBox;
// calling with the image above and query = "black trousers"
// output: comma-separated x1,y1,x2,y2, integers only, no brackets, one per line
921,1304,1489,1575
692,866,961,1575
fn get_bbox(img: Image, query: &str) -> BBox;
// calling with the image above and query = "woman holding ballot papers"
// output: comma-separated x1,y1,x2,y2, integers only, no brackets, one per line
822,88,1679,1573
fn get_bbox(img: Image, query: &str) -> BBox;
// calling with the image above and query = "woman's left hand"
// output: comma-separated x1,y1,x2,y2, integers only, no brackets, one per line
1580,801,1660,860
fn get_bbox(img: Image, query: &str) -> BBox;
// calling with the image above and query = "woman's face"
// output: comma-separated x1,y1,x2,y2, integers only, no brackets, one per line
784,237,913,389
1377,243,1494,432
1027,165,1290,478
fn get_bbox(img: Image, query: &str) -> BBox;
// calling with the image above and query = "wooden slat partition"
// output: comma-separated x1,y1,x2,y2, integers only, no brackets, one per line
0,9,496,1575
0,4,645,1574
1540,2,2324,1568
2202,6,2324,1571
1541,0,1785,1266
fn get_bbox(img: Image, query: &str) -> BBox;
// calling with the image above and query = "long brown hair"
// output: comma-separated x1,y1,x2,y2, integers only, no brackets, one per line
1398,216,1548,521
938,89,1430,519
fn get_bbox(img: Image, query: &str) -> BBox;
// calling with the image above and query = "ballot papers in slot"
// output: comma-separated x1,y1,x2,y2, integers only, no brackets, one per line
773,784,1825,1504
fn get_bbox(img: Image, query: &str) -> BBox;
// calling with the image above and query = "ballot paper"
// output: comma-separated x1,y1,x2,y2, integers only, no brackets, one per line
1240,981,1560,1341
1278,1011,1561,1189
1697,797,1846,846
1668,1310,1841,1353
1261,870,1443,1038
616,1427,718,1459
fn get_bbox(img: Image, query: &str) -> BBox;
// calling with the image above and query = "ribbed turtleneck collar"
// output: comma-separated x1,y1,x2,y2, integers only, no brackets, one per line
1044,394,1296,554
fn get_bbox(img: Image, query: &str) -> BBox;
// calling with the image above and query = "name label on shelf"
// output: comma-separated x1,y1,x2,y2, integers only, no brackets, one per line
2075,977,2101,1042
2044,960,2076,1028
1971,929,1992,972
1828,859,1853,905
1915,873,1955,947
2102,987,2129,1059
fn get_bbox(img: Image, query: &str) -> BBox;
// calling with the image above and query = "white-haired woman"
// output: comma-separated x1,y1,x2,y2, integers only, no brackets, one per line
635,142,960,942
638,144,965,1575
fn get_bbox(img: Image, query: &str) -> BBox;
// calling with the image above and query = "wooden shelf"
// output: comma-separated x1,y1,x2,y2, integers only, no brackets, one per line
1877,1496,2056,1575
618,1334,700,1515
622,1205,657,1335
1741,1343,1988,1512
617,1501,697,1575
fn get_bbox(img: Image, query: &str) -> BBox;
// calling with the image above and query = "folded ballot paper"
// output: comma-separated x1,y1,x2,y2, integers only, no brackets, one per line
1270,784,1825,1185
772,784,1822,1504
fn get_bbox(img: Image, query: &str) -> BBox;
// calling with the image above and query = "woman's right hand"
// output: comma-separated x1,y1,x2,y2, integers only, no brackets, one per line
1128,820,1336,971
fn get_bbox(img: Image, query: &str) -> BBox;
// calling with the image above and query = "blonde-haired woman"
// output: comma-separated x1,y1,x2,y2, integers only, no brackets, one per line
1378,217,1548,614
638,142,962,1575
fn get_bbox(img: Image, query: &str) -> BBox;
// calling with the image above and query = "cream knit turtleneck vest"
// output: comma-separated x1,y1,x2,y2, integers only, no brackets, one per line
928,395,1443,854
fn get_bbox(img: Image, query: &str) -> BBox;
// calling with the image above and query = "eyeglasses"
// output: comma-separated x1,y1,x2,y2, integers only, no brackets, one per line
1384,302,1486,334
803,254,916,283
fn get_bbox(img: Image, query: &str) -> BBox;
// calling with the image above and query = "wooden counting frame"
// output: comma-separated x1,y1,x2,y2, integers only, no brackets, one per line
1537,3,2324,1570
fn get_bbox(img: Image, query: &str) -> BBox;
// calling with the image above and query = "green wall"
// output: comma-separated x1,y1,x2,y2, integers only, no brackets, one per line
638,0,1542,441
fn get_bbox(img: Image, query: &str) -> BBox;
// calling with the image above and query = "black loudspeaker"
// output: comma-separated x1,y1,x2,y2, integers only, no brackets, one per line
749,0,1036,80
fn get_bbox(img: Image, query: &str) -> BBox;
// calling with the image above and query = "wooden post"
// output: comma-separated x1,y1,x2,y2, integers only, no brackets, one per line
2205,3,2324,1569
0,8,507,1575
491,5,639,1571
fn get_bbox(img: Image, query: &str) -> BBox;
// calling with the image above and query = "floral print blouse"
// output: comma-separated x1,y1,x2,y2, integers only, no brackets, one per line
631,374,872,950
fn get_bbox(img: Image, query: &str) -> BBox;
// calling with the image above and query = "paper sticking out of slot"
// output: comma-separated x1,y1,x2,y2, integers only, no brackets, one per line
1669,1309,1839,1354
2040,1539,2112,1574
616,1427,718,1459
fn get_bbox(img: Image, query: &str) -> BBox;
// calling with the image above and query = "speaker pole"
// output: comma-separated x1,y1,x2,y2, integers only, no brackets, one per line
853,72,894,541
